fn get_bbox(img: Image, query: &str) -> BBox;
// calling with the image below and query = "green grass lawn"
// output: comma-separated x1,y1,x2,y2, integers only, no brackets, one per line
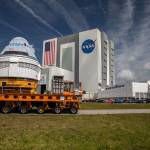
0,114,150,150
80,103,150,109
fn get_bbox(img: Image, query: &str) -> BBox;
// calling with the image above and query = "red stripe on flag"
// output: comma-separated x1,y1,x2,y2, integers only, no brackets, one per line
50,42,53,64
47,51,50,65
44,39,57,65
44,52,47,65
54,41,56,64
54,40,56,64
52,41,54,64
50,42,52,64
46,51,49,65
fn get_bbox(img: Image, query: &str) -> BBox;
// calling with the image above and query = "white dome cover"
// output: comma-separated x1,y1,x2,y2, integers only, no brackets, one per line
1,37,36,58
10,37,29,45
0,37,41,81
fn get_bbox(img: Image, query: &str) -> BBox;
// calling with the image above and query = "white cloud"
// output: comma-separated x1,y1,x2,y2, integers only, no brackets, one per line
14,0,63,36
118,69,135,81
106,0,150,83
43,0,89,32
144,63,150,70
107,0,134,39
14,0,88,34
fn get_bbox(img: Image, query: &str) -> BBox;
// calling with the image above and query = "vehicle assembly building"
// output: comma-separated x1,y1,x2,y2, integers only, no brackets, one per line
41,28,115,94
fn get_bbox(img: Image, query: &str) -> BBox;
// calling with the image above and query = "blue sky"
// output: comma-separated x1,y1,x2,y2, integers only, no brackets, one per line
0,0,149,83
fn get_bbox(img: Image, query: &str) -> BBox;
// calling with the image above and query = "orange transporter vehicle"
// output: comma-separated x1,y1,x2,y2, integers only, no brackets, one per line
0,76,82,114
0,37,82,114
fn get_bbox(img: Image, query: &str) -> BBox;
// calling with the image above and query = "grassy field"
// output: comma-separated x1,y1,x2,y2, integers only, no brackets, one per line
80,103,150,109
0,114,150,150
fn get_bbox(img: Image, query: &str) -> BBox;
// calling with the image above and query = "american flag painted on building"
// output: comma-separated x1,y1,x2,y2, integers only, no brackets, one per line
43,38,57,65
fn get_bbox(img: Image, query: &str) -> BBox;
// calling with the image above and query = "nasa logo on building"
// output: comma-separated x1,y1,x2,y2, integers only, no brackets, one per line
81,39,96,54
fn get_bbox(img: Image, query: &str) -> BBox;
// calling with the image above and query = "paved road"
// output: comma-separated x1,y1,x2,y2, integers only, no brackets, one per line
0,109,150,115
78,109,150,115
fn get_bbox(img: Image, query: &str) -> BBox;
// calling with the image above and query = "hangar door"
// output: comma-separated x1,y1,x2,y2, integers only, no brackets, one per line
60,42,75,72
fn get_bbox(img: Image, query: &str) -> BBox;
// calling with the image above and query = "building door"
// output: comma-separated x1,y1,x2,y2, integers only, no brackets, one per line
60,42,75,72
41,84,46,94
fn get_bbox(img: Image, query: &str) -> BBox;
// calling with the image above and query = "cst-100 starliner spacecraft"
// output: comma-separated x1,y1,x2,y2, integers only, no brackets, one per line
0,37,41,93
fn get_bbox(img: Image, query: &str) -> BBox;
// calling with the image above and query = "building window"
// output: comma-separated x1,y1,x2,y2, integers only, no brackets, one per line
18,62,40,72
60,42,75,72
104,52,107,56
143,93,148,99
104,47,107,50
104,41,107,45
0,62,10,69
4,51,28,56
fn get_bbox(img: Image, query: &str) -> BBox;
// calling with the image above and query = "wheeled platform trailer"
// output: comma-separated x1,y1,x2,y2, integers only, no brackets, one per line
0,76,82,114
0,93,80,114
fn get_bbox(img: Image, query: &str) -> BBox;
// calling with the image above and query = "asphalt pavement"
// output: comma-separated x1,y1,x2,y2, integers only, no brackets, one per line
0,109,150,115
78,109,150,115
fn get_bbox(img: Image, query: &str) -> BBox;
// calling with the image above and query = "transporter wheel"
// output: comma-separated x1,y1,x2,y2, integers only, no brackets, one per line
19,105,28,114
1,102,11,114
53,107,61,114
37,106,45,114
70,107,78,114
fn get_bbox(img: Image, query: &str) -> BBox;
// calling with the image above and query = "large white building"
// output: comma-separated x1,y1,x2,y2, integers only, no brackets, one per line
41,28,115,93
98,81,150,100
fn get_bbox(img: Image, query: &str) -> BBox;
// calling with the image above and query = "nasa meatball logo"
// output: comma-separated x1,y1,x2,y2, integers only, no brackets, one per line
82,39,96,54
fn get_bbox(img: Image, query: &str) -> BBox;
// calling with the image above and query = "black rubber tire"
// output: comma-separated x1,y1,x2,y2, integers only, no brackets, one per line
37,106,45,114
70,107,78,114
53,107,61,114
1,104,11,114
19,105,28,114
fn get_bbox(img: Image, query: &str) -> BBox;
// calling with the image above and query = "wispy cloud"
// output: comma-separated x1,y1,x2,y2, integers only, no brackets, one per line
0,20,23,33
43,0,81,32
43,0,89,33
106,0,150,83
107,0,134,40
97,0,106,16
14,0,63,36
118,69,135,81
107,0,135,82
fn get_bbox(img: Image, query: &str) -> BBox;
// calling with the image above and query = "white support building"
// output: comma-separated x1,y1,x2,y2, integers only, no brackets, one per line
98,81,150,99
39,66,74,93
